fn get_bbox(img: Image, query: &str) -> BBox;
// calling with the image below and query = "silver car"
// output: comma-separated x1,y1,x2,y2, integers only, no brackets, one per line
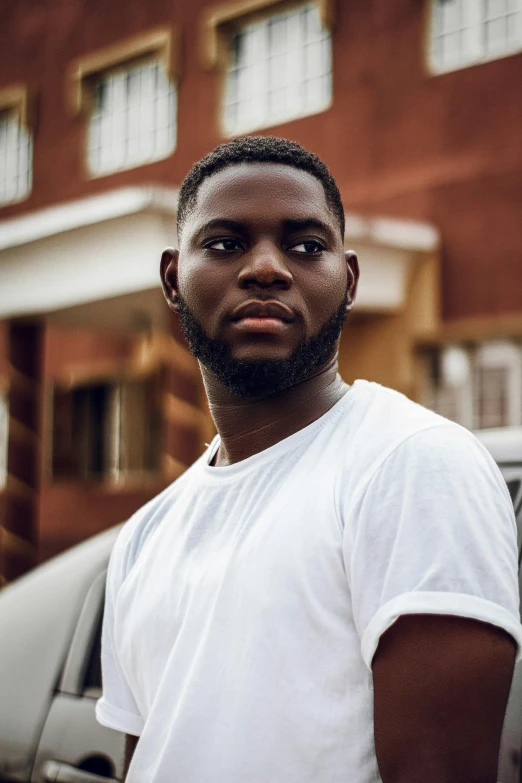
1,428,521,783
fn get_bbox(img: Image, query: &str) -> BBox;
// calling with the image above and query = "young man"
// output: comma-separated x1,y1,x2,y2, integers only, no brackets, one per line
96,136,522,783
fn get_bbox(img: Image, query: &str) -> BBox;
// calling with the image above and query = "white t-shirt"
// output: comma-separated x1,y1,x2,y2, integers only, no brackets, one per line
96,380,522,783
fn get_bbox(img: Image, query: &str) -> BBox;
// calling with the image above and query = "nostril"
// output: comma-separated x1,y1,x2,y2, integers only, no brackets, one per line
239,257,292,286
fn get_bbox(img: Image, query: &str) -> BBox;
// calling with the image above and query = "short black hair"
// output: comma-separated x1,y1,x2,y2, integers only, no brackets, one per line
176,136,345,240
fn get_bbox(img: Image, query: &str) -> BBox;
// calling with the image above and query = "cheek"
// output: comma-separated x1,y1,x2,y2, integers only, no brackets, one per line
178,264,220,317
302,265,346,316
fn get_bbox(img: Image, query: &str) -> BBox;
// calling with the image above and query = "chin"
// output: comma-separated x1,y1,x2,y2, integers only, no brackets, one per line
230,346,294,363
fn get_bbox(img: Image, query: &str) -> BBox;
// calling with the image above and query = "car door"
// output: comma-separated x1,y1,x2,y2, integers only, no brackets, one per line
497,467,522,783
30,570,124,783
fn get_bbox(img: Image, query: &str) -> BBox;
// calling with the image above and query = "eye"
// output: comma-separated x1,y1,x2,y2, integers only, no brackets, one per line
290,240,325,254
205,238,244,252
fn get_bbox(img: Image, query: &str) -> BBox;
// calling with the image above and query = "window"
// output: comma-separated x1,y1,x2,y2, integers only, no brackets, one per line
0,86,32,207
422,340,522,429
67,28,178,177
88,60,176,176
51,376,161,481
429,0,522,74
83,610,103,695
222,3,332,134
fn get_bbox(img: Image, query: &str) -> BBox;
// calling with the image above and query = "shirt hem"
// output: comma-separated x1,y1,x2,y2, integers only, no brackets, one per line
361,591,522,670
95,697,144,736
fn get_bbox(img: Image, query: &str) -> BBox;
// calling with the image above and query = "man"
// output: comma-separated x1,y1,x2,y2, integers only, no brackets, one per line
96,136,522,783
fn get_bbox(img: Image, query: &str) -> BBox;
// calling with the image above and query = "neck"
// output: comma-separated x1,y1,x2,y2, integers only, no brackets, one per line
202,357,349,466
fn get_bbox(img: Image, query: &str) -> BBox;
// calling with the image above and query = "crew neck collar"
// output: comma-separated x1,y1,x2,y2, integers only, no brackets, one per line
199,380,364,482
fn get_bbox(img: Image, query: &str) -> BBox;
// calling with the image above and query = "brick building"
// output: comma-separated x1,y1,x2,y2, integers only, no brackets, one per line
1,0,521,580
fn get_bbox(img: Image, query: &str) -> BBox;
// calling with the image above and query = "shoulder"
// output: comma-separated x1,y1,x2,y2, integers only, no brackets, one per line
340,381,508,503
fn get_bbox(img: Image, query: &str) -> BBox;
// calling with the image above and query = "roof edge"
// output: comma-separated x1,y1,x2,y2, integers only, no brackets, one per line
0,186,179,251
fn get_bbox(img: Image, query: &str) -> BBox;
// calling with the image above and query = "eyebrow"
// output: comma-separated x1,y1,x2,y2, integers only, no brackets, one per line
194,217,335,239
194,218,245,238
282,218,334,237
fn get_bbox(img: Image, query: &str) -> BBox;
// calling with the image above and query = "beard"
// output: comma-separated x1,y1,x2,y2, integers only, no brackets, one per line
176,293,347,400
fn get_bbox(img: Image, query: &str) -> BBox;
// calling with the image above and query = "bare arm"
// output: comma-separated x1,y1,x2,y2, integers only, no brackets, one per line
372,614,516,783
123,734,139,781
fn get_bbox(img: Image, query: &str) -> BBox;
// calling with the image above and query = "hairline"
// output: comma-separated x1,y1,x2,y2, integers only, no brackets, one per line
177,160,345,242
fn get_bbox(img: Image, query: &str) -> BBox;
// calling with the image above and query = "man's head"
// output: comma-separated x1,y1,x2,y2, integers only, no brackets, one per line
161,136,359,399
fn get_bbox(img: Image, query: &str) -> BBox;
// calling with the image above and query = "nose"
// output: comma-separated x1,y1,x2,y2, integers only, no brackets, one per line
238,241,293,289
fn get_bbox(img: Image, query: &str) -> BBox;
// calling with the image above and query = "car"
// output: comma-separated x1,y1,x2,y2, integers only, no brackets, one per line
1,427,521,783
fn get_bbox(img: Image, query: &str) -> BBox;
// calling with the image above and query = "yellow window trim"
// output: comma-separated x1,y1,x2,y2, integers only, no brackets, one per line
0,84,34,129
201,0,334,69
66,26,180,117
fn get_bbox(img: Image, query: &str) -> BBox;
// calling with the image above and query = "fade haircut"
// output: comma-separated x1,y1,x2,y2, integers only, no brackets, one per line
176,136,345,240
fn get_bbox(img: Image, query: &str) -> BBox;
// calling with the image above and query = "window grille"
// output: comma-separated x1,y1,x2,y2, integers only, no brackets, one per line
423,340,522,429
88,60,176,176
429,0,522,73
0,110,32,206
224,3,332,135
474,365,510,428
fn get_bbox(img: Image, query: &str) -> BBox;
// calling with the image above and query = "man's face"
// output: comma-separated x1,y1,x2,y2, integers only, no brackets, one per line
162,163,358,397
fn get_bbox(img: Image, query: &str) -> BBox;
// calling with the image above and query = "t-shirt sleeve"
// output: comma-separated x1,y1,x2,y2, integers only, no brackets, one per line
344,424,522,671
95,526,144,736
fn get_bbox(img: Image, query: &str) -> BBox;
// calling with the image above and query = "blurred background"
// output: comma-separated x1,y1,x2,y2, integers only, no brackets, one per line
0,0,521,582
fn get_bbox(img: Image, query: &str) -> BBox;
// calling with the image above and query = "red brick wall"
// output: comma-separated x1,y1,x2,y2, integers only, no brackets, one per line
35,325,206,562
1,0,521,317
37,327,158,561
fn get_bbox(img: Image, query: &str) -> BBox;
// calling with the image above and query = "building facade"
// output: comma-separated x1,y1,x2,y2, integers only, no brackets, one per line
1,0,521,580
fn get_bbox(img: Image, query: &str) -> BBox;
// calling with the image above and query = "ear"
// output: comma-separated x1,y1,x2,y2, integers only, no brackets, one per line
160,248,180,312
344,250,359,315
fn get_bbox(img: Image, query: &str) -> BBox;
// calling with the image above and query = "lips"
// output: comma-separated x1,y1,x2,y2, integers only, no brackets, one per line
230,300,295,323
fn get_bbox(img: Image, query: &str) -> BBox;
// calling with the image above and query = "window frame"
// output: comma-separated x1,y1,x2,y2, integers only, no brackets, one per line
426,0,522,76
200,0,334,136
66,28,180,178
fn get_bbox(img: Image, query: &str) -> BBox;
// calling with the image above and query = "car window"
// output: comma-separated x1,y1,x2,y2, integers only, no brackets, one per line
507,480,521,506
83,607,103,697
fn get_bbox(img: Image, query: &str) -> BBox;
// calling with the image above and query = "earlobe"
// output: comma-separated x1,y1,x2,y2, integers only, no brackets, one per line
160,248,180,312
345,250,359,314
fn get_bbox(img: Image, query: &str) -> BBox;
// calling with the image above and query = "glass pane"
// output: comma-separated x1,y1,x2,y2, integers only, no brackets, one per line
487,0,508,17
506,480,521,506
441,0,462,34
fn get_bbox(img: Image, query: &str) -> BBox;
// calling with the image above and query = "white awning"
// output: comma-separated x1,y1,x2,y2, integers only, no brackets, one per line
0,187,178,322
345,213,440,312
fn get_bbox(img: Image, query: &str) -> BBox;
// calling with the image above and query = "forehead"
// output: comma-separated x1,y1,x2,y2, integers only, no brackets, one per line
186,162,334,232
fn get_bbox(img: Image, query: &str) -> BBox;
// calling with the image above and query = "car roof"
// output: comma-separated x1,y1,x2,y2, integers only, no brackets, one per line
0,524,122,778
474,426,522,465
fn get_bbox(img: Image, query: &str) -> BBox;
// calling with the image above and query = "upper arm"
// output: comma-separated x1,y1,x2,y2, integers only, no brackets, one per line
95,534,144,736
372,614,516,783
123,734,139,781
345,426,522,671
